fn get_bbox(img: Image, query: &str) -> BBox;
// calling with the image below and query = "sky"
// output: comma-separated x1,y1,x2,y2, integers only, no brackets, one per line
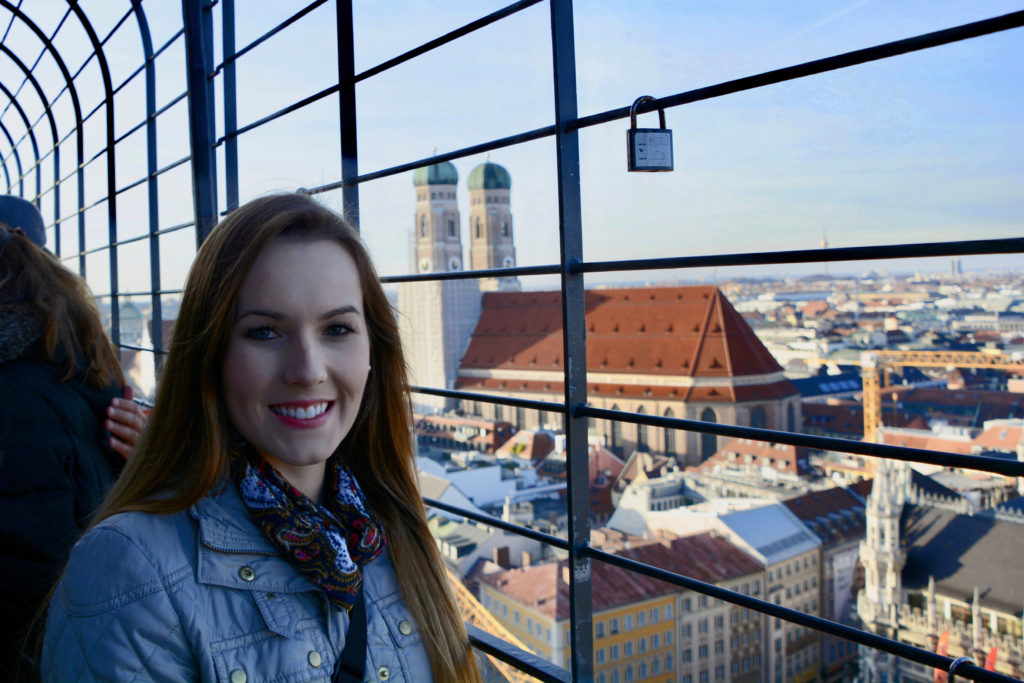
0,1,1020,296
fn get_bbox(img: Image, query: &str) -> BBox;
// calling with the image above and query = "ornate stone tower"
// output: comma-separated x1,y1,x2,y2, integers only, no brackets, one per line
398,161,481,412
857,456,909,682
467,160,519,292
412,160,463,275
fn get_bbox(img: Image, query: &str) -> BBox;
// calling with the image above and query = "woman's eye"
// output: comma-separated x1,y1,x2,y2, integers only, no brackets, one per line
244,325,278,340
325,323,353,337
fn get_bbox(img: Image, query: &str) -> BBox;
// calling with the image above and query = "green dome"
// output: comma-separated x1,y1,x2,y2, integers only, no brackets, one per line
468,162,511,191
413,161,458,186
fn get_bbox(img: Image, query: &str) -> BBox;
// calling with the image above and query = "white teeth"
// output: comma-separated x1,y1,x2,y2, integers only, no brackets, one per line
272,402,328,420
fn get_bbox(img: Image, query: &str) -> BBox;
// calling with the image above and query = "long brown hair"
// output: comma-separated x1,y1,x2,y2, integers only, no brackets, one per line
92,193,478,681
0,224,124,389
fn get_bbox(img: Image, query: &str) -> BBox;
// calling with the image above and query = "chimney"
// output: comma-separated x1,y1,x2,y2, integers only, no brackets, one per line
493,546,510,569
522,550,533,567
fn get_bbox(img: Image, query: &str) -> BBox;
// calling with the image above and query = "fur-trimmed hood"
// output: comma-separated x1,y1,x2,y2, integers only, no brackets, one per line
0,303,42,365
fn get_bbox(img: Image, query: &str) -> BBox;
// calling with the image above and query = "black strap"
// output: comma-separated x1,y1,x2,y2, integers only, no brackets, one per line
333,584,367,683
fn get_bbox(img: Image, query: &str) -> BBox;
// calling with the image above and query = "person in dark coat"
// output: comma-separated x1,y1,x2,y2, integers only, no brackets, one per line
0,207,145,681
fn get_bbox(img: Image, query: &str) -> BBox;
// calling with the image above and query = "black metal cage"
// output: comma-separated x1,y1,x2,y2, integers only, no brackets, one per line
1,2,1022,681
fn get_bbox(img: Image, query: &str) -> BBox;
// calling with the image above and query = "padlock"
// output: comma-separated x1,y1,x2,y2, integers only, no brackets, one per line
627,95,673,172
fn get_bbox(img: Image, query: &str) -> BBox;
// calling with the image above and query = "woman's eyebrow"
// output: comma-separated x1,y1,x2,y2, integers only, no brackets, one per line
320,305,359,320
236,308,282,321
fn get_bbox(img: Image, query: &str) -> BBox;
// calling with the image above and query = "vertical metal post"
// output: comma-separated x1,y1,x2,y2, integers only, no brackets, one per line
549,0,592,679
335,0,359,229
182,0,219,245
133,1,163,374
221,0,239,212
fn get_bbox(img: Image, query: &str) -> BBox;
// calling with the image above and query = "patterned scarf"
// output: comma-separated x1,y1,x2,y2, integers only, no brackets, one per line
230,445,387,611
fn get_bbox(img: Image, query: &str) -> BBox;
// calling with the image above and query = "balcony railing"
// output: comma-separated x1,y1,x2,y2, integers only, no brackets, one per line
1,2,1022,681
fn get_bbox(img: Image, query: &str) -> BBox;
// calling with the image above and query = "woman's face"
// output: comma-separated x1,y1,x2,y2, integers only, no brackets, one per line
222,236,371,496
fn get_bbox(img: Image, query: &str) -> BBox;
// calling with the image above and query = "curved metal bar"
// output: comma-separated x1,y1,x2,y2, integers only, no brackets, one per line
67,0,121,345
0,2,87,274
130,0,164,374
0,6,72,124
0,80,43,204
0,120,24,196
0,44,63,252
0,126,12,192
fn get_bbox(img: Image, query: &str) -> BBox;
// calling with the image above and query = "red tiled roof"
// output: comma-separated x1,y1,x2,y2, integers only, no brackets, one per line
459,286,789,382
690,437,805,475
783,487,866,546
481,532,762,620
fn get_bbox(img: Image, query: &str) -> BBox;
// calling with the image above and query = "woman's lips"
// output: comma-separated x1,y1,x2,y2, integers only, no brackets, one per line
269,401,334,428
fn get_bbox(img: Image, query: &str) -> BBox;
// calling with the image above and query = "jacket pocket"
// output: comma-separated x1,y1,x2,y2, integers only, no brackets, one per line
211,623,334,683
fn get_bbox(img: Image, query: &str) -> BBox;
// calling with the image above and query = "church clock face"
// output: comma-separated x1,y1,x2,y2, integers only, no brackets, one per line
502,255,515,268
448,256,461,271
419,258,432,273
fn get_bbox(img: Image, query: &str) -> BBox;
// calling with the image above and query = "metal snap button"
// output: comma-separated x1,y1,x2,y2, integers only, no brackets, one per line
229,669,247,683
238,566,255,582
398,620,413,636
377,665,390,680
308,650,322,668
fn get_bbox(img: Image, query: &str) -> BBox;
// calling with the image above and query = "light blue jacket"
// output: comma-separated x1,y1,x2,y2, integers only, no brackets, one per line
43,481,432,682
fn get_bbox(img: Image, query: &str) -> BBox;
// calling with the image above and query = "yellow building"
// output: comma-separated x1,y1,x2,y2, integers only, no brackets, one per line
479,532,765,682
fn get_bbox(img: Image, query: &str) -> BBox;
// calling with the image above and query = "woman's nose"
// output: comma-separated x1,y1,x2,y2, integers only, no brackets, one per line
283,335,327,386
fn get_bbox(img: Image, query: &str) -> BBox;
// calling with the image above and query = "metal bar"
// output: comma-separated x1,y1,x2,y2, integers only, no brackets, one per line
113,92,188,146
412,385,565,413
465,624,571,683
182,0,220,244
114,155,192,196
576,237,1024,275
215,83,338,146
305,124,554,194
423,498,569,550
336,0,359,227
0,122,24,196
132,0,164,371
66,2,122,344
548,1,591,680
112,28,185,98
380,262,560,283
221,0,239,212
211,0,327,76
0,81,42,198
352,0,543,84
571,10,1024,133
579,405,1024,478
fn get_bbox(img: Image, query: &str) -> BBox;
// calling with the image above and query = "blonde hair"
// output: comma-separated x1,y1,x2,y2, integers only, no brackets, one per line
0,224,124,389
93,193,479,680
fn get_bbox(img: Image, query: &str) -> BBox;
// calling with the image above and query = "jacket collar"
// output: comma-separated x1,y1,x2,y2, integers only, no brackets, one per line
191,481,279,556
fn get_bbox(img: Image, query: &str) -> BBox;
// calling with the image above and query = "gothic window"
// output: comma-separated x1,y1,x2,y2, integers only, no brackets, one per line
448,219,455,237
700,408,717,461
419,215,426,237
751,406,766,430
787,403,795,432
663,408,676,454
494,404,503,421
475,217,481,239
502,221,509,237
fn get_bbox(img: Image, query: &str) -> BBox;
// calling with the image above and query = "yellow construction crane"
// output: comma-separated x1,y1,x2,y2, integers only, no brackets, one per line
811,350,1024,443
446,568,540,683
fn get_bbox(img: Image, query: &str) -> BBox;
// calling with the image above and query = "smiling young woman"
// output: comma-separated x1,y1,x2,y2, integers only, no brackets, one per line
42,193,481,682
